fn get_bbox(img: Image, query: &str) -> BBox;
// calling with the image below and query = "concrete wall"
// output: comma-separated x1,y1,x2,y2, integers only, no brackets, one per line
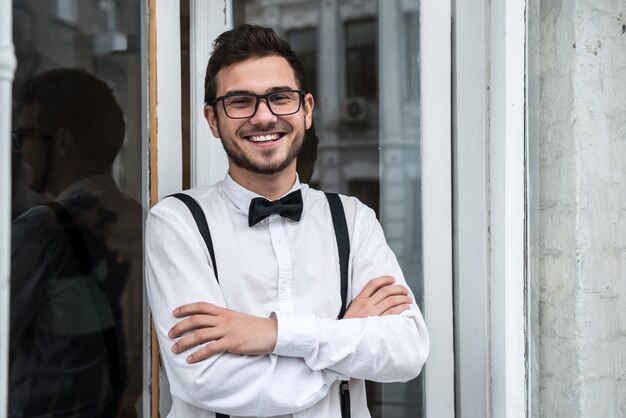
528,0,626,416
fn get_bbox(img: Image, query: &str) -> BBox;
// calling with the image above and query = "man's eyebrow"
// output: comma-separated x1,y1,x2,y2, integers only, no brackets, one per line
222,86,298,96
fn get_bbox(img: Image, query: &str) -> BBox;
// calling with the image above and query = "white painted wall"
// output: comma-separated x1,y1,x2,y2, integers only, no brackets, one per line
527,0,626,417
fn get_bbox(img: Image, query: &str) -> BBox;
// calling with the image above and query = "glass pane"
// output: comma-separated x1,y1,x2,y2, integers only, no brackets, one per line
234,1,424,416
10,1,145,416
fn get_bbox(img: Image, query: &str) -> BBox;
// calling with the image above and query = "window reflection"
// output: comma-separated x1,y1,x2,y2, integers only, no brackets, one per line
234,0,424,416
10,1,143,417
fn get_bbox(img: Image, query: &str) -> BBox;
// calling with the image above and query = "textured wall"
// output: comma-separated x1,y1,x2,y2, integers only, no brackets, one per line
528,0,626,416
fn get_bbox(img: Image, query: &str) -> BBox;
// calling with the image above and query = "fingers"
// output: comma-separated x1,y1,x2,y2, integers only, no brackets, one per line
169,314,219,338
376,295,413,314
172,326,223,354
344,275,414,319
381,304,412,316
356,275,395,298
185,339,229,363
172,301,223,318
369,284,409,306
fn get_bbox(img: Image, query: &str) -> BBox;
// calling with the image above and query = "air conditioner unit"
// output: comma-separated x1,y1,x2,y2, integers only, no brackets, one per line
342,97,368,123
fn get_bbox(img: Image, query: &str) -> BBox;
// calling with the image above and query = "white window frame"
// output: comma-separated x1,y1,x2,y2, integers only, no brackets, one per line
454,0,528,417
155,0,183,199
0,0,17,415
420,0,455,417
488,1,527,417
453,0,490,415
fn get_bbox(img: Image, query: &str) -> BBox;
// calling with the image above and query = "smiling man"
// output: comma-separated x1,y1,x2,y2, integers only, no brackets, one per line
145,25,429,418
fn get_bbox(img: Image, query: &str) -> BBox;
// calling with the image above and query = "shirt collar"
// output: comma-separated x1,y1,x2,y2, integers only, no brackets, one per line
222,173,307,217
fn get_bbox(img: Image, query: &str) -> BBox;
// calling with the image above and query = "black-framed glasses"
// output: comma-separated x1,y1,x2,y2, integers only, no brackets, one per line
210,89,305,119
11,128,52,150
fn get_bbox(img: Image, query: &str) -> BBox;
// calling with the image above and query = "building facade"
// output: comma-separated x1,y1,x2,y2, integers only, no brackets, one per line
0,0,624,417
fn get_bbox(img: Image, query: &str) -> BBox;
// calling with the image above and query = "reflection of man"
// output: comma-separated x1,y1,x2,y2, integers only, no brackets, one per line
10,69,142,417
146,25,429,417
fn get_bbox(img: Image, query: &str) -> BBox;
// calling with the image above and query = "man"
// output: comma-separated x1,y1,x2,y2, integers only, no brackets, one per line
146,25,429,417
10,68,143,417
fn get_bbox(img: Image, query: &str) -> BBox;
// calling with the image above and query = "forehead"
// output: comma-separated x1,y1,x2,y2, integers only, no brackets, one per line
215,55,298,95
18,104,40,128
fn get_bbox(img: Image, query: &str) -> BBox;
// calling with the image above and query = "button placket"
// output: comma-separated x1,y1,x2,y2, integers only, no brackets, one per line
268,215,294,313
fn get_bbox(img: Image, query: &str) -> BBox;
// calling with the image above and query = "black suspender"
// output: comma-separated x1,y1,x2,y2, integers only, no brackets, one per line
169,192,351,418
324,192,351,418
169,193,219,282
325,193,350,319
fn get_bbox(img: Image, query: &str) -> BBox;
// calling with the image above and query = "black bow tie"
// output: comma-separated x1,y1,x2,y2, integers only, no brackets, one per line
248,189,303,227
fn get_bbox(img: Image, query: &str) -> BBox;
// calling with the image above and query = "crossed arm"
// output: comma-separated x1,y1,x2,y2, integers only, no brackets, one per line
169,275,413,362
146,199,429,415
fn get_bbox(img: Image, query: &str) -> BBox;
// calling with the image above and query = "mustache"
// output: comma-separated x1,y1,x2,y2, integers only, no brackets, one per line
237,122,292,137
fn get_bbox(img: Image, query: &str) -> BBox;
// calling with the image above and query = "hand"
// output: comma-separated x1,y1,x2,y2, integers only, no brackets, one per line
344,275,412,319
168,302,277,363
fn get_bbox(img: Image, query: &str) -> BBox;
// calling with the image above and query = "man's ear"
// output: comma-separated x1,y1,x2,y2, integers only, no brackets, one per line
204,105,221,138
55,128,73,156
303,93,314,130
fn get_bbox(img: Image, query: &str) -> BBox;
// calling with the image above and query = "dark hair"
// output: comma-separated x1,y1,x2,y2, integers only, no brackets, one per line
18,68,125,167
204,24,307,104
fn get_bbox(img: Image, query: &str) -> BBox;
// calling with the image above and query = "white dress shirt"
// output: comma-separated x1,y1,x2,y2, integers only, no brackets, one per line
145,174,429,418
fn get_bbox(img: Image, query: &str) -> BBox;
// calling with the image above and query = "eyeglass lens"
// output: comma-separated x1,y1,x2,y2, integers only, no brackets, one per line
223,91,302,118
12,129,34,150
11,129,47,150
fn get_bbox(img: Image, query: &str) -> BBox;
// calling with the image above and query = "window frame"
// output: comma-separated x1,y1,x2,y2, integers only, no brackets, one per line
453,0,528,416
419,1,455,416
0,0,16,414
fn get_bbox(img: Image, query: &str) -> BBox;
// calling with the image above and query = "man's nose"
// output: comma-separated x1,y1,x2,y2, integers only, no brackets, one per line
249,99,278,124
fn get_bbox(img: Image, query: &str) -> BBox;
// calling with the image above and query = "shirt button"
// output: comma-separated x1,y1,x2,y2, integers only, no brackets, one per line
281,283,287,291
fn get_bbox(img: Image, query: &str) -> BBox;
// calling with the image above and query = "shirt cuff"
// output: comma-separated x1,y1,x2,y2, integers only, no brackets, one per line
271,311,317,358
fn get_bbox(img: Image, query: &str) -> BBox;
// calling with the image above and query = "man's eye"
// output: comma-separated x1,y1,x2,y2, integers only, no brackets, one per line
227,97,253,107
269,93,294,103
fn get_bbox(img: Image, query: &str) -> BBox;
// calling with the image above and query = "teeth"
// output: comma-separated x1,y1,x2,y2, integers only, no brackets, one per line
249,133,280,142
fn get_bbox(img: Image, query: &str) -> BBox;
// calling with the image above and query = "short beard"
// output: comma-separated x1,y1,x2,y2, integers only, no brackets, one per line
217,117,305,176
223,143,302,175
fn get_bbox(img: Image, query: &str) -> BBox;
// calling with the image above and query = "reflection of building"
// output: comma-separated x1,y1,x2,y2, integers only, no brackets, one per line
235,0,422,294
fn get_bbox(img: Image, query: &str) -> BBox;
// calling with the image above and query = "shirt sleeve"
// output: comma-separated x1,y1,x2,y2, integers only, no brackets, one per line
272,199,430,382
145,201,340,416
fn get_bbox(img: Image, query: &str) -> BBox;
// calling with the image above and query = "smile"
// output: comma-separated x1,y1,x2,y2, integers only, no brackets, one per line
246,133,283,143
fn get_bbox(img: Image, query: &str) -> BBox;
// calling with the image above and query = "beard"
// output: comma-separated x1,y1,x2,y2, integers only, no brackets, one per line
218,119,305,176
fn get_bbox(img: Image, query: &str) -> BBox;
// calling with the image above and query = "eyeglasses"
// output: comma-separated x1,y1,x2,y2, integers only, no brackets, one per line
11,128,52,150
210,89,305,119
